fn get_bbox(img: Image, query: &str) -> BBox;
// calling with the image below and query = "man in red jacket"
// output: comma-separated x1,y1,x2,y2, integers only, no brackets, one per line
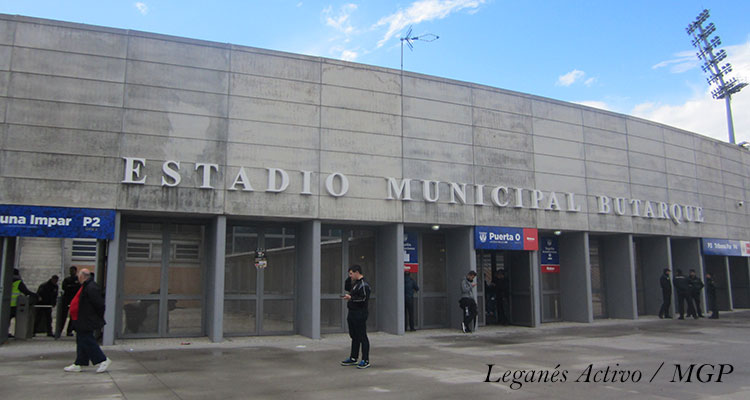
63,268,111,373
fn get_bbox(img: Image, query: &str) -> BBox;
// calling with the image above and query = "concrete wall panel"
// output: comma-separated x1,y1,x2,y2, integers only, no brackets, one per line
532,100,582,125
585,161,629,182
9,72,124,107
322,151,401,178
323,129,401,158
7,98,123,131
2,152,117,182
533,136,584,159
404,96,471,125
318,197,402,221
14,21,126,57
231,49,319,82
534,155,585,176
1,45,12,71
474,108,532,133
627,119,663,141
473,88,531,115
404,137,473,164
229,95,317,126
321,107,400,136
322,85,400,115
474,127,532,152
129,36,228,70
0,177,118,208
585,144,629,166
124,109,228,141
583,126,627,149
323,63,399,93
127,60,229,94
533,118,583,142
582,109,627,133
474,147,533,170
228,119,319,149
228,142,318,172
127,85,227,117
11,47,125,81
405,76,471,105
404,117,472,144
231,73,318,104
118,184,224,213
224,191,317,217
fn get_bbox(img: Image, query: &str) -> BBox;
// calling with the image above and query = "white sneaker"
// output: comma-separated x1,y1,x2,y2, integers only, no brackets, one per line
96,358,112,373
64,364,82,372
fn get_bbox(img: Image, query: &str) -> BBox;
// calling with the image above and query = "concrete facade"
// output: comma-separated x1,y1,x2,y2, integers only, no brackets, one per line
1,15,749,344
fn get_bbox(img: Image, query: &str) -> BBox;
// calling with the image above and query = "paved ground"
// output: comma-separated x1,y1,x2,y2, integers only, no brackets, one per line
1,311,749,399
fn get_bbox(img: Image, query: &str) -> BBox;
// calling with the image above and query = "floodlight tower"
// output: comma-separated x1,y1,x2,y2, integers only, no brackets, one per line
687,9,747,144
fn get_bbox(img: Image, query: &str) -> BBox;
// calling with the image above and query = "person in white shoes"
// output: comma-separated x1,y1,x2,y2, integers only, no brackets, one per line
63,268,111,373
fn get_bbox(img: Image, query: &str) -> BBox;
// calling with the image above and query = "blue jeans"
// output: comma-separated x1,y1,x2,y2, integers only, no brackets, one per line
75,330,106,366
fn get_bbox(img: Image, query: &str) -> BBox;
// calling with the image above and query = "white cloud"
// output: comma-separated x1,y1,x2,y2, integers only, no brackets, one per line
323,3,358,35
557,69,585,87
652,50,699,74
584,77,597,87
374,0,486,48
633,41,750,143
341,50,358,61
134,2,148,15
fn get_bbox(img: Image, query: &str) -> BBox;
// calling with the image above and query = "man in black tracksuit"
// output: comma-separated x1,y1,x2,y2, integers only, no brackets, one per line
688,269,704,318
673,269,697,319
705,273,719,319
340,265,372,369
658,268,672,319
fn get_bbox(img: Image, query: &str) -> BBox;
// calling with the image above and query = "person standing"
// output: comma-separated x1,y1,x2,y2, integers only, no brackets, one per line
58,266,80,338
64,268,111,373
673,269,697,320
459,271,478,333
492,270,509,325
705,272,719,319
658,268,672,319
36,275,59,337
404,272,419,332
688,269,704,318
7,268,38,338
340,265,371,369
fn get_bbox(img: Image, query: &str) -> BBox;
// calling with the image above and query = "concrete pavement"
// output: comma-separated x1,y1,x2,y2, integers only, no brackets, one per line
1,311,749,399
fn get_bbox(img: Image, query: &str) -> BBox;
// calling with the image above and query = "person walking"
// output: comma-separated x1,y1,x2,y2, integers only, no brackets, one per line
63,268,111,373
36,275,59,337
705,272,719,319
658,268,672,319
688,269,704,318
459,271,478,333
57,266,80,338
340,265,372,369
7,269,38,338
673,269,697,320
404,272,419,332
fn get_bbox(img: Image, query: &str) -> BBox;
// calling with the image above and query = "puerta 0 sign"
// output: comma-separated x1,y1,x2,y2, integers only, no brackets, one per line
474,226,538,251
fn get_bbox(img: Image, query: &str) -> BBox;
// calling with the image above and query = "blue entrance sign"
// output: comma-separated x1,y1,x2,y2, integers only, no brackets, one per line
540,236,559,273
474,226,538,251
404,231,419,272
702,238,750,257
0,205,116,239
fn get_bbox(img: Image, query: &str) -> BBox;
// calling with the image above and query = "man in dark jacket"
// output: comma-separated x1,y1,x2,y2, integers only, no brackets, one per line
64,268,111,373
36,275,59,336
404,272,419,332
705,273,719,319
673,269,697,320
58,266,80,338
688,269,704,318
340,265,371,369
658,268,672,319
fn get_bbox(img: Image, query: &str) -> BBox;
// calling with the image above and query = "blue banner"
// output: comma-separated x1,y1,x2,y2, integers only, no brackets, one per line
403,231,419,272
474,226,538,251
0,205,116,239
702,238,750,257
540,236,559,265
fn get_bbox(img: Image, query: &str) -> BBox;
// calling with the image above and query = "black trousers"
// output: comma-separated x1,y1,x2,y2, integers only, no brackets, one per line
691,293,703,316
405,297,415,330
461,298,477,331
347,309,369,361
676,292,696,318
659,292,672,318
74,330,107,366
707,295,719,318
495,296,507,324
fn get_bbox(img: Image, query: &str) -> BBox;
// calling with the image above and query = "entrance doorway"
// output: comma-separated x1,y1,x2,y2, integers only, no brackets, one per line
121,222,206,338
476,250,533,326
405,231,448,330
223,224,296,336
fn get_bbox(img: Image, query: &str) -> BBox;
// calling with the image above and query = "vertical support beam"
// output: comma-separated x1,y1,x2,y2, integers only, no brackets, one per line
297,220,320,339
529,250,541,327
559,232,592,323
376,224,403,335
602,234,637,319
207,216,226,342
1,237,18,345
725,257,734,311
103,212,121,346
637,237,672,316
446,227,476,330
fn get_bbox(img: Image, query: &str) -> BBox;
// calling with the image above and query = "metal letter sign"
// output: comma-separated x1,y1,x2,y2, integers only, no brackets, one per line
404,231,419,272
540,236,560,273
0,205,116,239
702,238,750,257
474,226,538,251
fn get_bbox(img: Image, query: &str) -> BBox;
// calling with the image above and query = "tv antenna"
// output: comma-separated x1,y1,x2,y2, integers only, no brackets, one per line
400,26,439,71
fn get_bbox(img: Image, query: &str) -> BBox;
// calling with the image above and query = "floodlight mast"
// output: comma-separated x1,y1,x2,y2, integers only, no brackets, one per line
687,9,747,144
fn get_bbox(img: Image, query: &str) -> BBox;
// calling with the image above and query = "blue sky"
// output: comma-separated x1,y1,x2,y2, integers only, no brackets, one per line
2,0,749,144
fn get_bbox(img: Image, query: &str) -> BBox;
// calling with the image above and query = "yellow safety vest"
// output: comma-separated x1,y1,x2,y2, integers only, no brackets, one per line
11,280,21,307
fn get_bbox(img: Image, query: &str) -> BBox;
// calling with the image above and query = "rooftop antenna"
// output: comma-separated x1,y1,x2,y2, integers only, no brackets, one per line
687,9,747,144
400,26,439,71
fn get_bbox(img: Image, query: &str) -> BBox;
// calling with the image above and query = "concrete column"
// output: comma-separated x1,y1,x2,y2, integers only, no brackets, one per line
671,239,705,314
375,224,403,335
297,220,320,339
725,257,734,311
601,234,637,319
558,232,592,323
103,213,121,346
446,227,476,330
636,237,672,316
206,216,226,342
529,250,541,327
1,237,18,345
